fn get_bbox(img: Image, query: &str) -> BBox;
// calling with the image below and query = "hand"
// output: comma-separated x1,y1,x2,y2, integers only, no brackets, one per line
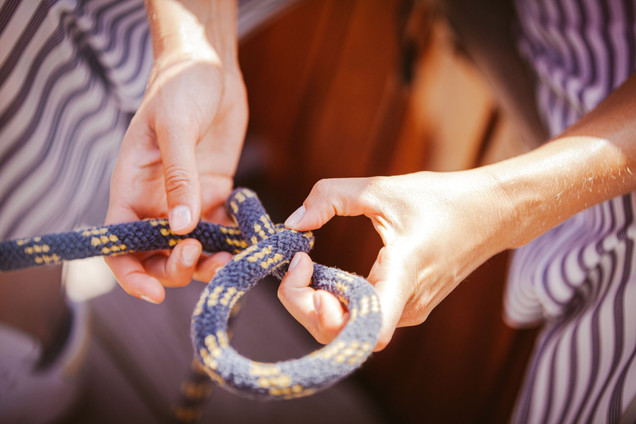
105,53,248,303
279,171,510,350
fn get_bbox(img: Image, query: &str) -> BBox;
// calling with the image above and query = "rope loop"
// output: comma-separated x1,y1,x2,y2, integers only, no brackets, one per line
0,188,382,399
191,188,382,399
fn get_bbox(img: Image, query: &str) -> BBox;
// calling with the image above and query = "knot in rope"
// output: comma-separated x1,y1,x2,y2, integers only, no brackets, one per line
0,188,382,399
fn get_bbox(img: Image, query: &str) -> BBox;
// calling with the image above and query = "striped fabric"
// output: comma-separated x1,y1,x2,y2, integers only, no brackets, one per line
505,0,636,422
0,0,151,240
0,0,297,241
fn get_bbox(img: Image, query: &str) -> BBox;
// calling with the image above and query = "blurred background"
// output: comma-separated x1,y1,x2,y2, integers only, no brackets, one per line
2,0,548,422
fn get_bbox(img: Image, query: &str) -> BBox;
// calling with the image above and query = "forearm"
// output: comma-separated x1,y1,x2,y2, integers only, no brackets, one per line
145,0,239,72
485,73,636,251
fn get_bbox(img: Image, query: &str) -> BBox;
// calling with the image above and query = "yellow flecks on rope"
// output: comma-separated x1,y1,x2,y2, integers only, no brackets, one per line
257,374,292,389
216,331,229,349
24,244,51,255
246,245,272,263
225,237,248,249
199,348,218,370
349,307,358,323
261,253,283,269
230,201,238,214
220,287,237,306
318,340,346,360
169,239,178,247
86,230,128,255
316,340,370,365
269,384,315,399
233,244,258,262
359,296,370,316
260,216,275,234
335,280,349,294
249,363,296,394
160,228,171,237
347,342,372,365
253,223,267,240
205,285,242,309
371,294,380,313
302,231,315,248
33,254,61,265
81,227,108,237
205,335,223,358
148,218,168,227
193,287,210,316
249,362,281,377
337,272,354,282
206,286,224,307
198,356,225,388
220,226,241,235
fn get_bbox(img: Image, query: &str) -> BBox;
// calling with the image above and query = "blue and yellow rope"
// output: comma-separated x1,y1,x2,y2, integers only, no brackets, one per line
0,188,382,399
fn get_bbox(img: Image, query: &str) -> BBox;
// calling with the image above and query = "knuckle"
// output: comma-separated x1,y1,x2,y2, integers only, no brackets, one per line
311,178,332,198
163,164,194,195
360,176,386,209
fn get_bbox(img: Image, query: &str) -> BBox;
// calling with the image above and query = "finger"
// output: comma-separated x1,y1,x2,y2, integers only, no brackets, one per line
285,178,374,231
156,124,201,235
313,289,347,343
142,239,202,287
278,253,346,344
365,247,412,351
105,202,167,303
105,254,166,304
193,251,233,283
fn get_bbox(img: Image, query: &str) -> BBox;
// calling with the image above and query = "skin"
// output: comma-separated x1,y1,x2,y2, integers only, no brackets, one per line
280,72,636,351
105,0,246,303
0,0,245,345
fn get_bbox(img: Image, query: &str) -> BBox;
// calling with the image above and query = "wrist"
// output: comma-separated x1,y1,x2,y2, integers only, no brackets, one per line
146,0,239,73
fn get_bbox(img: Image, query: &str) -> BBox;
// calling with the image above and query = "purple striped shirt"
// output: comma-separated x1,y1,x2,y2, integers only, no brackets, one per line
505,0,636,422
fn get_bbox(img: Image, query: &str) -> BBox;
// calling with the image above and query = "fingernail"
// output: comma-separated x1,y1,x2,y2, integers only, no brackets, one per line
169,205,192,232
181,245,200,267
140,294,159,304
285,205,305,228
289,253,302,270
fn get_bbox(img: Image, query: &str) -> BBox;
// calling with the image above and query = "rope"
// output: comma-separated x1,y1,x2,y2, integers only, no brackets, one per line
0,188,382,399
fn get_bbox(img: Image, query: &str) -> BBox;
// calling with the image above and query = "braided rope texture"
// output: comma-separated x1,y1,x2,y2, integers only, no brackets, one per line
0,188,382,399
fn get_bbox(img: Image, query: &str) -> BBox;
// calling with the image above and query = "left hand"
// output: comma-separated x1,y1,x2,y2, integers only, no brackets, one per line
279,172,511,351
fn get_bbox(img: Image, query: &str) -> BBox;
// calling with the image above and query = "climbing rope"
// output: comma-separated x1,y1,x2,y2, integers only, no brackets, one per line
0,188,382,399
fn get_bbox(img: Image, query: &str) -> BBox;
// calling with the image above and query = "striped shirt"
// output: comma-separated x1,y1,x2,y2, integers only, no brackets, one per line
505,0,636,422
0,0,296,241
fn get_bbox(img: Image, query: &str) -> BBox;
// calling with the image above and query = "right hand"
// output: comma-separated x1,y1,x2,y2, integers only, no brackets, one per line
105,51,248,303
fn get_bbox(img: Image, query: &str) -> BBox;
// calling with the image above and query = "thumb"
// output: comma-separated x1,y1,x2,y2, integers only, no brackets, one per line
158,128,201,235
366,246,411,351
285,177,375,231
